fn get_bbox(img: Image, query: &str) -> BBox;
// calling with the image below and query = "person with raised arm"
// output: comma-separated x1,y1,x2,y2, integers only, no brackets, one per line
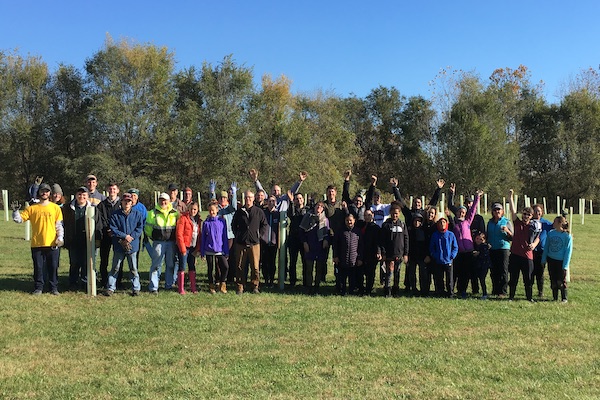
507,189,540,302
12,183,64,295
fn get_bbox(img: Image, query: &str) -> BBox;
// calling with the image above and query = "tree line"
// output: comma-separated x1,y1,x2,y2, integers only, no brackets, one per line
1,37,599,212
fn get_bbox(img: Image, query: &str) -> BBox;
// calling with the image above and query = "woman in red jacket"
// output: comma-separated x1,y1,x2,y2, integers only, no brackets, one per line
176,202,202,294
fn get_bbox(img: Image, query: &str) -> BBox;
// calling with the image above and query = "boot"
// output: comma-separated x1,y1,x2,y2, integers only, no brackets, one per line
552,288,559,301
561,288,568,302
189,270,198,293
209,283,216,294
220,282,227,294
177,271,186,295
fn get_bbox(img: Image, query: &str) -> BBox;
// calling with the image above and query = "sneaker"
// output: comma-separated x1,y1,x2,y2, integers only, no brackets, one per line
51,290,60,296
32,290,43,296
132,290,140,296
150,290,158,295
236,290,243,295
252,288,260,294
104,290,114,297
561,299,568,303
480,295,488,300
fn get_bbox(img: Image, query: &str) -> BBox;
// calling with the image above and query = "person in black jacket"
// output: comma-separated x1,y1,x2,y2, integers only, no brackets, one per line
360,210,381,296
232,190,268,295
332,214,363,295
407,212,428,296
288,193,309,287
379,202,409,297
97,182,121,289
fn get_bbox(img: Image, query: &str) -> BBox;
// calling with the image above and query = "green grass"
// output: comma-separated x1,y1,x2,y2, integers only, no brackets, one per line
0,216,599,399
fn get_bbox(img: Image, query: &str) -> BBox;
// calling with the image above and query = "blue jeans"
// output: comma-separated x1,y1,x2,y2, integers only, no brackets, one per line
31,247,60,292
108,251,140,292
148,240,174,291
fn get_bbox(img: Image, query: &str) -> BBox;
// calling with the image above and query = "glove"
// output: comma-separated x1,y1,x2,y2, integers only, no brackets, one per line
209,179,217,194
10,201,21,211
230,181,238,192
119,238,133,252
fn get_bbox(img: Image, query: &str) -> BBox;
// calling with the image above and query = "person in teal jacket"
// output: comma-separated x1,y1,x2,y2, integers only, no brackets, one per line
541,216,573,302
487,202,513,298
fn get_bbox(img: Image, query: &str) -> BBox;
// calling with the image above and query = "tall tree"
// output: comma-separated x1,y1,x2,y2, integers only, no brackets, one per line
85,36,177,189
0,52,50,196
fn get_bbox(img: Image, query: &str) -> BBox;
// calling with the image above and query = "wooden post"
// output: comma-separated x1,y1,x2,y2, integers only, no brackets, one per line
85,206,97,296
278,210,288,292
590,199,593,215
483,193,488,215
197,192,202,211
556,196,560,215
459,194,464,206
2,190,8,221
409,196,414,208
543,197,547,215
440,192,445,214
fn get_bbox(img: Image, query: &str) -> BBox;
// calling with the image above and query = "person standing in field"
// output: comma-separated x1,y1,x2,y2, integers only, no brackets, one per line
429,215,458,298
97,182,121,289
332,213,363,295
507,189,540,302
300,201,331,294
487,202,512,298
12,183,64,295
287,193,309,287
201,202,230,294
105,192,144,296
62,186,97,289
378,202,409,297
145,192,179,294
531,204,554,298
232,190,268,295
175,201,203,294
541,216,573,303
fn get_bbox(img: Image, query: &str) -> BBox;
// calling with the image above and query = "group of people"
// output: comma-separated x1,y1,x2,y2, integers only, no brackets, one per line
12,170,573,302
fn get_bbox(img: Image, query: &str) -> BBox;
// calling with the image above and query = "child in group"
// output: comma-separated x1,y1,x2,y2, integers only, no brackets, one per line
332,214,363,295
201,202,230,294
378,202,409,297
429,215,458,297
541,216,573,303
472,231,492,299
407,212,428,296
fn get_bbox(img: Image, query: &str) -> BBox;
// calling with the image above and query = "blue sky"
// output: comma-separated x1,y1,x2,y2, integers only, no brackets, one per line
2,1,599,102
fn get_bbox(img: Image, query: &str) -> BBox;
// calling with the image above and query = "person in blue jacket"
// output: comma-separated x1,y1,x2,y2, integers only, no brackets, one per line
541,215,573,303
429,215,458,298
105,193,145,296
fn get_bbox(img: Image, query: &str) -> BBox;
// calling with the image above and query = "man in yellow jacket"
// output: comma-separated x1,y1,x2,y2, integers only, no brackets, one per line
145,192,179,293
13,183,64,295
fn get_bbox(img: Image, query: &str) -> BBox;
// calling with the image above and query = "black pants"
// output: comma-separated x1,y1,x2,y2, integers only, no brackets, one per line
532,250,545,295
419,259,434,296
508,254,534,300
547,257,567,301
99,234,113,288
363,259,378,294
455,252,474,295
261,244,278,284
288,236,305,286
490,249,510,296
434,263,453,297
407,256,424,293
206,254,229,284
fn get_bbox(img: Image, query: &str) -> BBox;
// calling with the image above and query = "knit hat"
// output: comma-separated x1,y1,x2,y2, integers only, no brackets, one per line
51,183,63,196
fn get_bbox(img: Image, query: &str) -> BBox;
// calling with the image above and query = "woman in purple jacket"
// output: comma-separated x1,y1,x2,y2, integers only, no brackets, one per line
448,184,483,298
201,202,230,294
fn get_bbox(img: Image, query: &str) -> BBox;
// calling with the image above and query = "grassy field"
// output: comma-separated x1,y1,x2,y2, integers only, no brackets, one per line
0,215,599,400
